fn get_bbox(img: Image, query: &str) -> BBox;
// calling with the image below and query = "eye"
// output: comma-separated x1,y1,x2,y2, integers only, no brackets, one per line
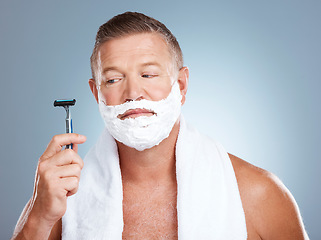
142,74,157,78
107,79,117,83
104,78,121,85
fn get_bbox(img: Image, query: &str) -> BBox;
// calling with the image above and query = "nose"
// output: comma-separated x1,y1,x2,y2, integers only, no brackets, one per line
123,75,144,102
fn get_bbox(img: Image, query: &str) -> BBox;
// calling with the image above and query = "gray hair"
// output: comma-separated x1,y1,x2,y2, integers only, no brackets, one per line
90,11,183,80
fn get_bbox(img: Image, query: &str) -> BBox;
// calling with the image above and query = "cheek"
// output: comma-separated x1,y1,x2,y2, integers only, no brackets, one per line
144,78,173,101
100,90,120,106
147,86,171,101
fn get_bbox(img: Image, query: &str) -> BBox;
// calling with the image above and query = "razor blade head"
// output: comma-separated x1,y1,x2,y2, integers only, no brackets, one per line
54,99,76,107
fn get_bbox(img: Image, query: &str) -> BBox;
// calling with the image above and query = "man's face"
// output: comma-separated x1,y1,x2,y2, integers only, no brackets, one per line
95,33,177,115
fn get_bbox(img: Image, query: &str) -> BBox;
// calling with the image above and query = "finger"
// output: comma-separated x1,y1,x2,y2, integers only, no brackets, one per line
41,133,86,160
57,164,82,178
60,177,79,196
48,149,84,169
71,143,81,153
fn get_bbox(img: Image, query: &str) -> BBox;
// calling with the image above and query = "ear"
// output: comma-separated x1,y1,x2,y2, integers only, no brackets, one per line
89,79,99,103
177,67,189,105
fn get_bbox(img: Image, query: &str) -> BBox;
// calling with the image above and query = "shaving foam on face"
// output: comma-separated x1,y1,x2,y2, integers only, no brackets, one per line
98,81,182,151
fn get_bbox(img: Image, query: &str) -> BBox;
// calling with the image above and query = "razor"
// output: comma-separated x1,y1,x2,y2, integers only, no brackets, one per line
53,99,76,149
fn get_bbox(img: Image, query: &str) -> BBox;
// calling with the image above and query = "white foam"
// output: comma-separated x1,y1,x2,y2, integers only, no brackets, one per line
98,82,182,151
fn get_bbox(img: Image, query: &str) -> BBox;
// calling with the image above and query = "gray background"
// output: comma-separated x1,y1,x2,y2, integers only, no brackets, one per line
1,0,320,239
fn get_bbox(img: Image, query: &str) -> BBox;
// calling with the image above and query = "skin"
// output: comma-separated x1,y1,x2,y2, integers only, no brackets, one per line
89,33,188,239
12,33,309,239
230,154,309,239
12,134,86,240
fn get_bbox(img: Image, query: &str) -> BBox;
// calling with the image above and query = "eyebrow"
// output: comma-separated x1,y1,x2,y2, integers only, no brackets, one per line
140,62,162,68
102,67,120,75
101,61,163,75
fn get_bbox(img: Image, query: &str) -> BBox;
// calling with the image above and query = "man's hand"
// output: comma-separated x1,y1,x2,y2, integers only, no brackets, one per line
12,133,86,240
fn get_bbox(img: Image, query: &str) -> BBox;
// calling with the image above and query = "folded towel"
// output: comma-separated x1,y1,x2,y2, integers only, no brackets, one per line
62,115,247,239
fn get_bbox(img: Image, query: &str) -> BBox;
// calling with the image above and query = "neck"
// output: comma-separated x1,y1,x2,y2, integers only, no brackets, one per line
117,120,180,188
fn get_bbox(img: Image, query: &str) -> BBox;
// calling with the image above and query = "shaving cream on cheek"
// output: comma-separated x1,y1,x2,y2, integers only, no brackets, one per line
98,81,182,151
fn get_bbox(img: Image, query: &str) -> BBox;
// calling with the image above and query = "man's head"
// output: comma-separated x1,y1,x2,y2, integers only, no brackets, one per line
88,12,189,151
90,11,183,81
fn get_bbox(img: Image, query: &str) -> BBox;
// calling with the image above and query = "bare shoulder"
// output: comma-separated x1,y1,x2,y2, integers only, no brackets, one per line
228,153,309,240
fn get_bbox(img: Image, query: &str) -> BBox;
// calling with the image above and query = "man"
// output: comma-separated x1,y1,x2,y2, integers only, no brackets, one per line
12,12,308,239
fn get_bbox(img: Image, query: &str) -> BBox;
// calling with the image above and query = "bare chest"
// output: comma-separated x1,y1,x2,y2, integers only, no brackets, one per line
122,187,178,239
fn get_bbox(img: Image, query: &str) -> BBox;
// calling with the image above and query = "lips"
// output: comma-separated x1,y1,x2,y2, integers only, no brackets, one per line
118,108,155,120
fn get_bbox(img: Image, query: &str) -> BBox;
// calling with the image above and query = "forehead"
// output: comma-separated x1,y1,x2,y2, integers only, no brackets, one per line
97,33,172,67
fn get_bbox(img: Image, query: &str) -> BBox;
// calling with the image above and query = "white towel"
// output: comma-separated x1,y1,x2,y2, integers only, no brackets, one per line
62,115,247,239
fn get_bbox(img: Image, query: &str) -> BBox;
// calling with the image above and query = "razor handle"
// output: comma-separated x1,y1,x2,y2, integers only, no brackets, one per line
65,118,73,149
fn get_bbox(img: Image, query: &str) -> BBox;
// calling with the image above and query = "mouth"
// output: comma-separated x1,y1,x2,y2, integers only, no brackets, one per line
118,108,155,120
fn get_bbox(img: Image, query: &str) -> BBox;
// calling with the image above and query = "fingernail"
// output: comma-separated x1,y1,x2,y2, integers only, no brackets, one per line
80,135,87,140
